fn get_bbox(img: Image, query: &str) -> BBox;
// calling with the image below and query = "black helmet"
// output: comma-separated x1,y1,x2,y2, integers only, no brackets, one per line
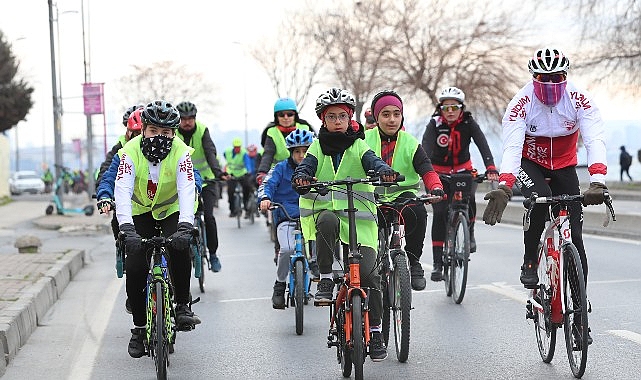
176,101,197,118
122,104,144,126
141,101,181,129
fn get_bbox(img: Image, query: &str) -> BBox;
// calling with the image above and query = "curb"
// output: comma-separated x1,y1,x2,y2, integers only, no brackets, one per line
0,250,85,375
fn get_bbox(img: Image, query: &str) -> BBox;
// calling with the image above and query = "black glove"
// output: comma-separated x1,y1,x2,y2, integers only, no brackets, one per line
96,198,113,212
430,188,445,198
291,174,314,195
119,223,142,254
169,222,194,251
582,182,607,206
482,184,513,225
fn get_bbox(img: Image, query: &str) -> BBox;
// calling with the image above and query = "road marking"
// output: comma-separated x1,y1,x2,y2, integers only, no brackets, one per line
67,277,124,380
478,282,529,304
607,330,641,345
219,296,271,303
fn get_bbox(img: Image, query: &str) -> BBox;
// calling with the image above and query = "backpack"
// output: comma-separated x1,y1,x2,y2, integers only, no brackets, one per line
622,151,632,167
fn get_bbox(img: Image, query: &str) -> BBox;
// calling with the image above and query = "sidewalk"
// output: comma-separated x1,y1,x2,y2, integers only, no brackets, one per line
0,197,110,376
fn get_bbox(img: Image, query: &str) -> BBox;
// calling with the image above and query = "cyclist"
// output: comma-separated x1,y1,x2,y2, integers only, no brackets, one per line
256,97,314,186
482,48,608,342
259,129,315,309
422,86,499,281
292,87,398,362
364,107,377,130
115,100,201,358
176,101,228,272
365,90,444,291
224,137,253,217
246,144,262,183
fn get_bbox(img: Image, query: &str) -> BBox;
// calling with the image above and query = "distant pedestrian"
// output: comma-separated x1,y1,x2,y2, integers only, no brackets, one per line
619,145,633,181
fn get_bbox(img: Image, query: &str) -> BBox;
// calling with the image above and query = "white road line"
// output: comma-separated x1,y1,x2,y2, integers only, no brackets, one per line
607,330,641,345
68,277,124,380
478,282,529,304
218,296,271,303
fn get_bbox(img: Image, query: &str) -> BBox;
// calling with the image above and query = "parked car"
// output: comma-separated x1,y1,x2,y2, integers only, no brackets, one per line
9,171,45,195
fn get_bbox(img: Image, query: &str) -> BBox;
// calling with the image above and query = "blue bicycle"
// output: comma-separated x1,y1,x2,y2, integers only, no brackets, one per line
270,203,312,335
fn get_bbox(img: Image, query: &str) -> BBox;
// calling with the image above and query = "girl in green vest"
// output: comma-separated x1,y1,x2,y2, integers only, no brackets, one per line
292,87,397,362
365,90,445,291
114,100,201,359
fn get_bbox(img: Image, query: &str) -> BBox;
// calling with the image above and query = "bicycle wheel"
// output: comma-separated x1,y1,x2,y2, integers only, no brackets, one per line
442,223,452,297
562,243,588,378
378,228,391,346
154,282,168,380
233,191,242,228
450,213,470,304
294,260,305,335
533,244,556,363
351,293,364,380
197,221,207,293
248,192,256,224
391,253,411,362
338,303,353,378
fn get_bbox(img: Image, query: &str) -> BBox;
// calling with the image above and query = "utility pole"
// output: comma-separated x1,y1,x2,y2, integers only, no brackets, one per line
81,0,94,194
48,0,64,198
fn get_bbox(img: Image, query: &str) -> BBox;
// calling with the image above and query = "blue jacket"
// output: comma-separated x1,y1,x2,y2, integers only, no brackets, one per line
258,158,300,226
96,153,202,200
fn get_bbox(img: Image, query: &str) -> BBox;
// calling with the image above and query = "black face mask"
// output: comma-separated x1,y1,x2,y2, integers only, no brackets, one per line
140,135,173,163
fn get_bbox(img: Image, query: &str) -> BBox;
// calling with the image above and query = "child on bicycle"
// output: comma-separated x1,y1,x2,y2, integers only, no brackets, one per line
115,100,201,359
259,129,315,309
292,87,398,362
365,90,444,291
422,86,499,282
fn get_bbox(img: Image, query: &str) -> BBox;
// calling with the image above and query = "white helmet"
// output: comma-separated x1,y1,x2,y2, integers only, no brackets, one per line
315,87,356,117
528,47,570,75
438,87,465,104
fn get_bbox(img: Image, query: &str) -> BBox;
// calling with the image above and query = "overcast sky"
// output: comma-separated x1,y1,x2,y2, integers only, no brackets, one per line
3,0,640,154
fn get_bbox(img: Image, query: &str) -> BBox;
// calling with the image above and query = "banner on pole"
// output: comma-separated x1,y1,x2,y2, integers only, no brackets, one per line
82,82,104,115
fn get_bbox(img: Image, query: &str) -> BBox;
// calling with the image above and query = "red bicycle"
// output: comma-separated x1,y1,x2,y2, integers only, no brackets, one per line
524,192,615,378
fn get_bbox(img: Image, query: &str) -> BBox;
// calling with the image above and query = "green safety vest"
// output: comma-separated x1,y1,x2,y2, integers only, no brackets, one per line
224,147,248,177
299,139,378,250
118,135,127,147
365,129,421,202
266,123,312,164
176,121,215,180
119,135,196,220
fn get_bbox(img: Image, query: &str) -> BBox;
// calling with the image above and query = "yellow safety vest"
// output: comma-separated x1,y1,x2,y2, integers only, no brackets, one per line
266,123,312,163
176,121,215,179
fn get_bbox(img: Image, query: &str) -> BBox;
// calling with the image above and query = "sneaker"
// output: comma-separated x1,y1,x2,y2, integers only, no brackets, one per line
520,261,539,288
125,298,132,314
369,331,388,361
128,327,146,358
210,255,221,272
272,281,286,309
430,263,443,282
410,262,427,291
314,278,334,302
175,303,201,328
308,260,320,279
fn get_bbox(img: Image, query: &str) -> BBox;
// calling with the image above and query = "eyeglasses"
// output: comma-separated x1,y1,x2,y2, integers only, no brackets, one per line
534,73,567,83
325,113,350,122
440,104,463,112
277,111,295,118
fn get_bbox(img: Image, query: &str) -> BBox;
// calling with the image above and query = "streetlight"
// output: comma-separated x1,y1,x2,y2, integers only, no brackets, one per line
233,41,249,145
48,0,64,185
81,0,95,194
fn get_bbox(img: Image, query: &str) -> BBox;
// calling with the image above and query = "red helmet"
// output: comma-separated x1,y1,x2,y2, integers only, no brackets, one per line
127,109,143,132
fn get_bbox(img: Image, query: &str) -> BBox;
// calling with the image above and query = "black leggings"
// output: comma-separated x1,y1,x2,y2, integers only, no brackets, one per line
201,184,219,256
517,159,587,281
125,212,192,327
377,192,427,266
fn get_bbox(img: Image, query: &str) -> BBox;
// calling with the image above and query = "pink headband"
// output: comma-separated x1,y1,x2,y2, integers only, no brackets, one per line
373,95,402,120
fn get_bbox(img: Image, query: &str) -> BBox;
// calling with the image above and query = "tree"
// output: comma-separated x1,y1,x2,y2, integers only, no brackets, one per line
0,30,34,133
571,0,641,93
116,61,217,116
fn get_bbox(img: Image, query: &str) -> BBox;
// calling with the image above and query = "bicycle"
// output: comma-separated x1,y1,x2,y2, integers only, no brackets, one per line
376,194,438,363
229,176,245,228
191,189,209,293
304,174,400,380
269,202,312,335
524,191,615,378
246,186,258,224
438,171,488,304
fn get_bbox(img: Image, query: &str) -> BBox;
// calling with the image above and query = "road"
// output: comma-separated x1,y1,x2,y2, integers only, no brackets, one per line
2,196,640,380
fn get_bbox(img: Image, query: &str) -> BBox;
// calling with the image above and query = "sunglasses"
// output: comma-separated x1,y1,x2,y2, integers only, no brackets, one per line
277,111,295,118
534,73,567,83
440,104,463,112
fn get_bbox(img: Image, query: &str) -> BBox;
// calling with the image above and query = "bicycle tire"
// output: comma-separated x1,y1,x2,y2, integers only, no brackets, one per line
339,302,352,378
233,191,242,228
391,253,411,362
352,293,364,380
378,228,391,346
294,260,305,335
154,282,168,380
450,213,469,304
562,243,588,378
442,217,452,297
534,243,556,363
248,192,256,224
197,220,207,293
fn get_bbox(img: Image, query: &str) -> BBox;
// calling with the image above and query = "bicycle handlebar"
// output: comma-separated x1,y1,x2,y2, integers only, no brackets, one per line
298,174,406,193
523,191,616,231
376,194,440,208
438,171,489,184
268,202,300,222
